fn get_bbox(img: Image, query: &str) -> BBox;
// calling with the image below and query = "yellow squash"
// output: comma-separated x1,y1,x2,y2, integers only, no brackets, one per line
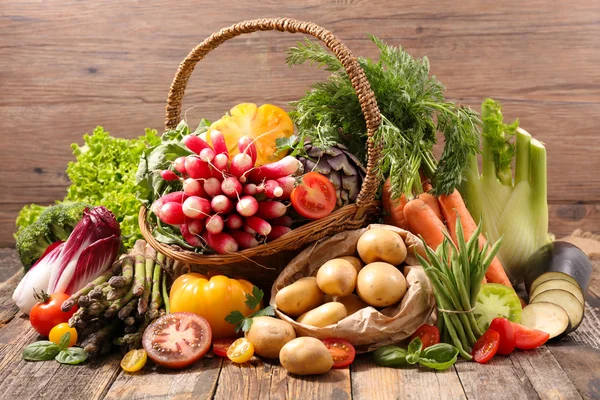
207,103,294,166
170,273,261,339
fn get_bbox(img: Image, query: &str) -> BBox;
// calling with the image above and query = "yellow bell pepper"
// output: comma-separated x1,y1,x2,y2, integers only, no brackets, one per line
169,273,261,339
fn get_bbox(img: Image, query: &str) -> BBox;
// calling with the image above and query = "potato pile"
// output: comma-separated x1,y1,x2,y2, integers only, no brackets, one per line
275,228,410,327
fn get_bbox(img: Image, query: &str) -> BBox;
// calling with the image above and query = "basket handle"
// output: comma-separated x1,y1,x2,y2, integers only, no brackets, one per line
165,17,381,217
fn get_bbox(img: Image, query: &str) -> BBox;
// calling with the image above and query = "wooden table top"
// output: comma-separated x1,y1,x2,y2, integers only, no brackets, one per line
1,248,599,400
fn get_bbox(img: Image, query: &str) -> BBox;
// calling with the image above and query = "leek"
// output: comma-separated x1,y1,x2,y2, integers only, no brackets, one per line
459,99,551,284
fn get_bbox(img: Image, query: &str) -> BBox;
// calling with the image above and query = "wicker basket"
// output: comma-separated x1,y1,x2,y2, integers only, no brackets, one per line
140,17,382,289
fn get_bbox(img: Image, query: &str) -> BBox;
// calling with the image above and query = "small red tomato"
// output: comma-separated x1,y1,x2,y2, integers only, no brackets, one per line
29,291,78,337
212,338,237,358
410,324,441,349
510,322,550,350
322,338,356,368
472,329,500,364
290,172,337,220
489,318,516,355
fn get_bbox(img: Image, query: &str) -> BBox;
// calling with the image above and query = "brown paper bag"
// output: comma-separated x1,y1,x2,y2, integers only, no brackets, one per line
270,224,436,353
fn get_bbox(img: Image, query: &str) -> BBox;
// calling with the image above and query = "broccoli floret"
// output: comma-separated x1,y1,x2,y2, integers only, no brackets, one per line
15,202,93,271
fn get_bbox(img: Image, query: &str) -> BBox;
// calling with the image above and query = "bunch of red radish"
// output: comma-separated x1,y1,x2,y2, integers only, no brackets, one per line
151,131,302,255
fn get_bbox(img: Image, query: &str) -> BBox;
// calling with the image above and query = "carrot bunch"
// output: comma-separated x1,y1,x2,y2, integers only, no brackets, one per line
382,177,513,289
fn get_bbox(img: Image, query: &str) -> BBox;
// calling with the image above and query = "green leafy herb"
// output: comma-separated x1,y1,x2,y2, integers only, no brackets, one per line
55,347,89,365
287,35,481,198
225,286,275,333
373,337,459,371
22,341,61,361
59,332,71,350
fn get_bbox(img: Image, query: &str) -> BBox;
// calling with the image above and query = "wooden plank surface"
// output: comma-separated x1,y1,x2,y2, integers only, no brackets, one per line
1,0,599,246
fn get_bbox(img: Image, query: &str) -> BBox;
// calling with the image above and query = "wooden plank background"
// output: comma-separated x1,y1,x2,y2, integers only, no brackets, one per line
1,0,599,247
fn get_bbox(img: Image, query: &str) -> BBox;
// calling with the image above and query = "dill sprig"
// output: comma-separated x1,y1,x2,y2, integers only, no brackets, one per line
286,35,481,198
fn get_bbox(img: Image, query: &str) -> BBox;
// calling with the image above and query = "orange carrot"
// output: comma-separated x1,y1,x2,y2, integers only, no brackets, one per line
438,189,513,289
404,198,448,251
382,177,410,230
419,192,443,221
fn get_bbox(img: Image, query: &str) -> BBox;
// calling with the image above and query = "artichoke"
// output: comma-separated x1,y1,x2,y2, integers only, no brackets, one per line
298,141,366,207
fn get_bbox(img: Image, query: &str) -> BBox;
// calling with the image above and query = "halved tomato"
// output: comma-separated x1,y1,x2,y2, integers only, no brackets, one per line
510,322,550,350
489,318,516,355
472,329,500,364
322,338,356,368
213,338,237,358
410,324,440,349
226,337,254,364
290,172,337,219
142,312,212,369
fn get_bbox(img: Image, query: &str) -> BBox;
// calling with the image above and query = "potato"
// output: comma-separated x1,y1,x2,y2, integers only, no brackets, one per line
279,337,333,375
356,262,408,307
356,228,407,266
275,277,324,317
296,302,347,327
334,294,369,315
246,316,296,359
316,258,357,296
339,256,364,274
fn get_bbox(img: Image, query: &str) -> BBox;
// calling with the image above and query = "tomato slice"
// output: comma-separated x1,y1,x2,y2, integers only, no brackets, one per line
322,338,356,368
142,312,212,369
472,329,500,364
290,172,336,219
121,349,148,373
410,324,440,349
213,338,237,358
226,338,254,364
489,318,516,355
510,322,550,350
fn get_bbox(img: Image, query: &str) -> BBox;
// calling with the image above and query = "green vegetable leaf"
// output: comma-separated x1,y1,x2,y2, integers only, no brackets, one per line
225,286,272,333
224,310,246,330
245,286,264,311
55,347,88,365
407,337,423,356
418,343,459,370
252,305,275,318
59,332,71,350
22,341,61,361
372,345,410,368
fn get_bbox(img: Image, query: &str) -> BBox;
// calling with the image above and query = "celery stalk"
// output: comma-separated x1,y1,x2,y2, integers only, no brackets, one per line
458,100,550,284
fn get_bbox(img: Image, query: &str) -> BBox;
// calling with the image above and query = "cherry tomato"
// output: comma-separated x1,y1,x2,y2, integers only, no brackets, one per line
213,338,237,358
142,312,212,369
489,318,516,355
472,329,500,364
121,349,148,373
48,323,78,347
322,338,356,368
410,324,440,349
227,338,254,364
510,322,550,350
290,172,337,219
29,292,78,337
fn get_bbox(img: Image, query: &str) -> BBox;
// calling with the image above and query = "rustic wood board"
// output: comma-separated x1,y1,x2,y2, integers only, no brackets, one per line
1,0,599,247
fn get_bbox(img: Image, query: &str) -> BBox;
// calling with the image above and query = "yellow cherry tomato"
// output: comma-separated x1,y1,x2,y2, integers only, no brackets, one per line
208,103,294,166
121,349,148,373
170,273,261,339
49,323,77,347
227,338,254,364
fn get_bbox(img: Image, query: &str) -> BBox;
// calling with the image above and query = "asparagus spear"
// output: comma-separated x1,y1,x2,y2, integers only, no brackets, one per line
118,298,138,320
61,267,117,312
137,244,156,314
109,256,134,288
148,253,165,320
161,267,170,314
82,319,120,356
132,240,147,296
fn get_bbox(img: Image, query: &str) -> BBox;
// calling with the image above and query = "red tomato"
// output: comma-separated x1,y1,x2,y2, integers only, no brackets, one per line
290,172,336,219
510,322,550,350
489,318,516,355
322,338,356,368
142,312,212,369
212,338,236,358
472,329,500,364
410,324,440,349
29,292,78,337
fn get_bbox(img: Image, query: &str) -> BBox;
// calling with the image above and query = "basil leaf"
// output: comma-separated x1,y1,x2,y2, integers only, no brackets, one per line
23,341,61,361
418,344,459,371
373,345,410,368
407,337,423,356
406,353,420,365
55,347,89,365
59,332,71,350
